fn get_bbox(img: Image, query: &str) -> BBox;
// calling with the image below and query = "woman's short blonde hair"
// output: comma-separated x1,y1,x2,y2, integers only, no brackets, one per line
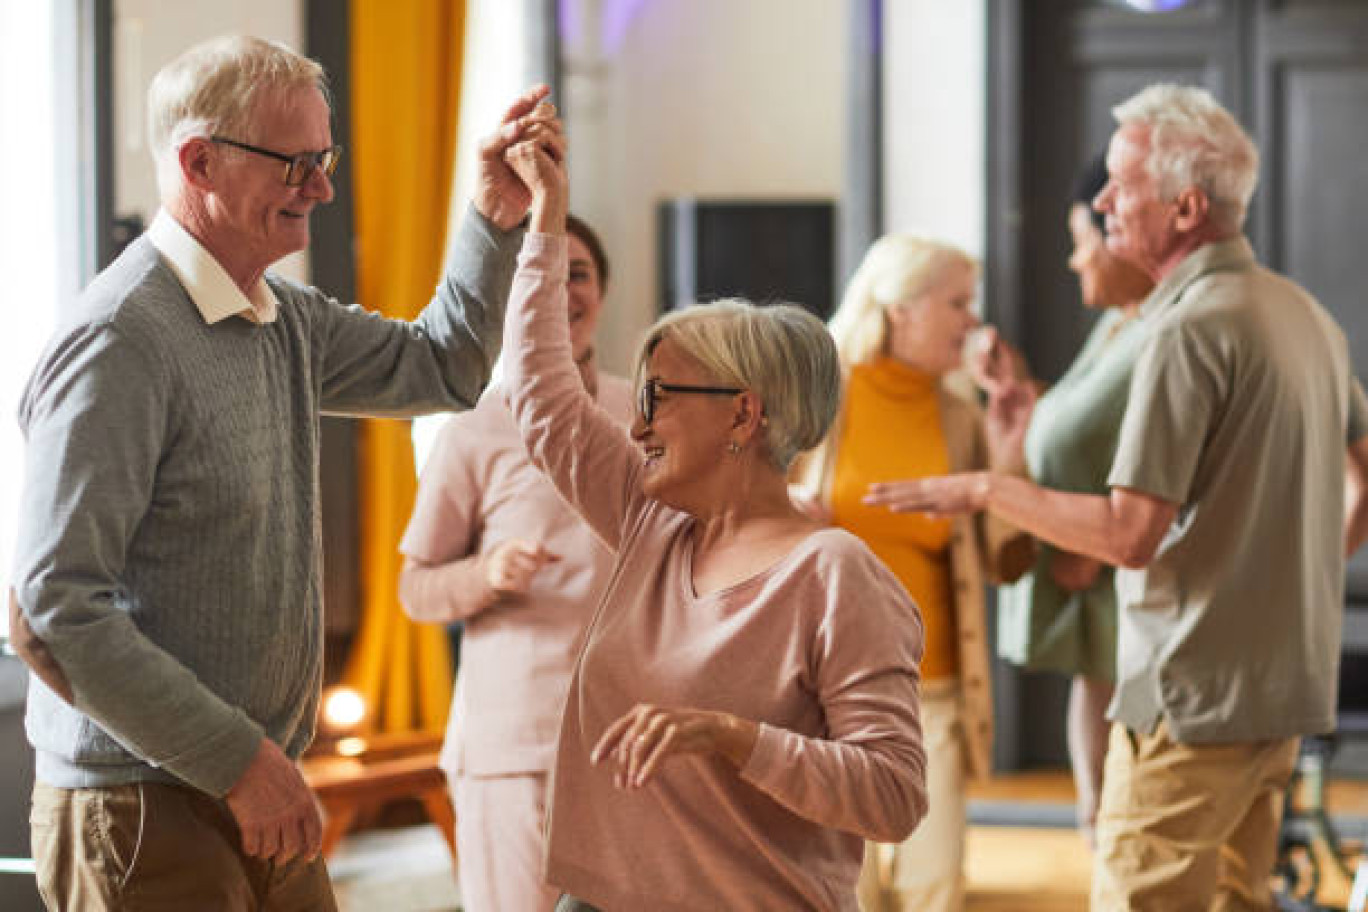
634,300,840,471
827,235,978,366
147,35,328,196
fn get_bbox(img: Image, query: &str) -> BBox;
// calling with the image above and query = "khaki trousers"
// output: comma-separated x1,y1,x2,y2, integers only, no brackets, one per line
858,683,967,912
1092,722,1299,912
31,781,337,912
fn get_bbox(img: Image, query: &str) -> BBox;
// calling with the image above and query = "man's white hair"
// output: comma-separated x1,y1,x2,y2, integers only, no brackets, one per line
147,35,328,198
1112,84,1259,232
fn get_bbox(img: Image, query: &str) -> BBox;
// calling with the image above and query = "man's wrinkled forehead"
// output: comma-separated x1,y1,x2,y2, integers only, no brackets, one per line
1106,124,1150,178
243,84,332,143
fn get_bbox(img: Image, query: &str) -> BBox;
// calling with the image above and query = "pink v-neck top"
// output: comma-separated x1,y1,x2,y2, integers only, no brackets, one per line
503,234,928,911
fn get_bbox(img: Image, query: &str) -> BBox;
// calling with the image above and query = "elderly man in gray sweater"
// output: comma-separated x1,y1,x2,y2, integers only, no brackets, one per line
8,34,561,910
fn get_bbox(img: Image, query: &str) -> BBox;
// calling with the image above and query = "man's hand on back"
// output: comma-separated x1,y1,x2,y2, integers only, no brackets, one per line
8,588,74,704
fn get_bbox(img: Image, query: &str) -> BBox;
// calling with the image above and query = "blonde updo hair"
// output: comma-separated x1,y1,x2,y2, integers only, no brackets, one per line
147,35,328,197
634,300,840,472
827,235,978,366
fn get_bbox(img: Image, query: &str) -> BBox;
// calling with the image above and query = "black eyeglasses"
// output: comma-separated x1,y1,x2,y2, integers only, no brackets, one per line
637,378,744,426
210,136,343,187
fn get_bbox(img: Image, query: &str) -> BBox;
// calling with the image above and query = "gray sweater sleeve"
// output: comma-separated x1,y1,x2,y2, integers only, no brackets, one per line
14,321,263,796
315,205,525,417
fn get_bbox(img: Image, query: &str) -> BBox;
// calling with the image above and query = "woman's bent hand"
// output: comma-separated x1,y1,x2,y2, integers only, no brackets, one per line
591,704,758,789
483,539,561,598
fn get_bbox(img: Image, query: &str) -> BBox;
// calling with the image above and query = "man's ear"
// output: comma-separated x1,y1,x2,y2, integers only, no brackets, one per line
1172,186,1211,233
179,137,216,191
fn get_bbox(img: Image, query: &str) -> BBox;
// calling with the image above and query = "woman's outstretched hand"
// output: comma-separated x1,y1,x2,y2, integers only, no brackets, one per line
591,704,758,789
863,472,991,516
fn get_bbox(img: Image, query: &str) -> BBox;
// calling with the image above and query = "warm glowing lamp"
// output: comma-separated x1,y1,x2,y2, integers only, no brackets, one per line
323,686,366,732
312,686,368,757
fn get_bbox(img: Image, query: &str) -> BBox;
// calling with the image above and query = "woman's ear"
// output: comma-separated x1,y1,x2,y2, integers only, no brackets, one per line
732,390,765,441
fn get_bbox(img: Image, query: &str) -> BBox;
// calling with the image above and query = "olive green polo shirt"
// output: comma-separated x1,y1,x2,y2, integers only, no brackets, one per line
1108,236,1368,744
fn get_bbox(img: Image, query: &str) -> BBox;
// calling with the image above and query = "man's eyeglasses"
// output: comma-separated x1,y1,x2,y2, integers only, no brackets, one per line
637,378,744,426
211,136,343,187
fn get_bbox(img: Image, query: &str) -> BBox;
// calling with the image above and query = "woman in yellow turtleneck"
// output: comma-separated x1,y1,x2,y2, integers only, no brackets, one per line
795,236,1032,912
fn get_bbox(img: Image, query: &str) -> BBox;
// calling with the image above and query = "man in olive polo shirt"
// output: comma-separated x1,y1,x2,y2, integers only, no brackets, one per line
864,83,1368,910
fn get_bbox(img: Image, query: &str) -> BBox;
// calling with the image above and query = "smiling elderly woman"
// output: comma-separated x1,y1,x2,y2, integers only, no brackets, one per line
498,141,928,911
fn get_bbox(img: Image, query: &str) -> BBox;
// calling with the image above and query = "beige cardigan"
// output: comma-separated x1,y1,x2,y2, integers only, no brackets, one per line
795,378,1033,780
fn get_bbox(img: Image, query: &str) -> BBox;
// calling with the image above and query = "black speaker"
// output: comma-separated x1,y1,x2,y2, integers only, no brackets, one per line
658,199,836,320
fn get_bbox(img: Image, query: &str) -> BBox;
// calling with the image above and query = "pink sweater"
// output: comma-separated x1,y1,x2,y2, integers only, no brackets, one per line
505,234,928,911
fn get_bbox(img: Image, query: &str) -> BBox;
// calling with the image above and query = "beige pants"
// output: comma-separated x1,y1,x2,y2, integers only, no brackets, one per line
30,780,337,911
1092,722,1299,912
453,772,559,912
858,683,967,912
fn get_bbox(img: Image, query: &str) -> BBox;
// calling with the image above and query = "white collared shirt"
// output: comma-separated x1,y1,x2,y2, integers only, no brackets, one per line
147,210,280,325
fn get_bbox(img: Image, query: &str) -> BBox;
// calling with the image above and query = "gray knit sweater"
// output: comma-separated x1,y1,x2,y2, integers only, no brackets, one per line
13,207,522,796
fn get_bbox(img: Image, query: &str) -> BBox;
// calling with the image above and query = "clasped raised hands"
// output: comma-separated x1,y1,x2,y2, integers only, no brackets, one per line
474,85,567,230
502,121,569,234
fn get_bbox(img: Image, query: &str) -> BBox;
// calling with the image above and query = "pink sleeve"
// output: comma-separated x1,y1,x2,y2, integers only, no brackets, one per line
503,234,644,551
402,416,481,563
398,415,494,622
740,548,928,843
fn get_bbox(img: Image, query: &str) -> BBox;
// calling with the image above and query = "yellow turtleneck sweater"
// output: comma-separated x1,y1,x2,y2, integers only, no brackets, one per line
831,357,958,680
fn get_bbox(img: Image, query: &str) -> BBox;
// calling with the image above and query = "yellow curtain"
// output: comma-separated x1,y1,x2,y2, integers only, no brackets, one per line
344,0,466,735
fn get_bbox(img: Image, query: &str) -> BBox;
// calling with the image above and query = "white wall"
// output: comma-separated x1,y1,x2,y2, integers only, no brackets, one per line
112,0,310,282
0,0,62,634
448,0,532,242
882,0,986,259
562,0,849,373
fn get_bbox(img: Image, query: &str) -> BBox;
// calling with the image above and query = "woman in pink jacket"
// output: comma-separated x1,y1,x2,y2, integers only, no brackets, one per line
497,134,928,911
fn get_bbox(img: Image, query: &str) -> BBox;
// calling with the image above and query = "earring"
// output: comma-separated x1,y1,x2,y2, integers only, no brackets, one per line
726,441,741,455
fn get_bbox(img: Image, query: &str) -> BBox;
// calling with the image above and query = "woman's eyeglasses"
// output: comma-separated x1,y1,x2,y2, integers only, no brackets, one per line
637,378,743,426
